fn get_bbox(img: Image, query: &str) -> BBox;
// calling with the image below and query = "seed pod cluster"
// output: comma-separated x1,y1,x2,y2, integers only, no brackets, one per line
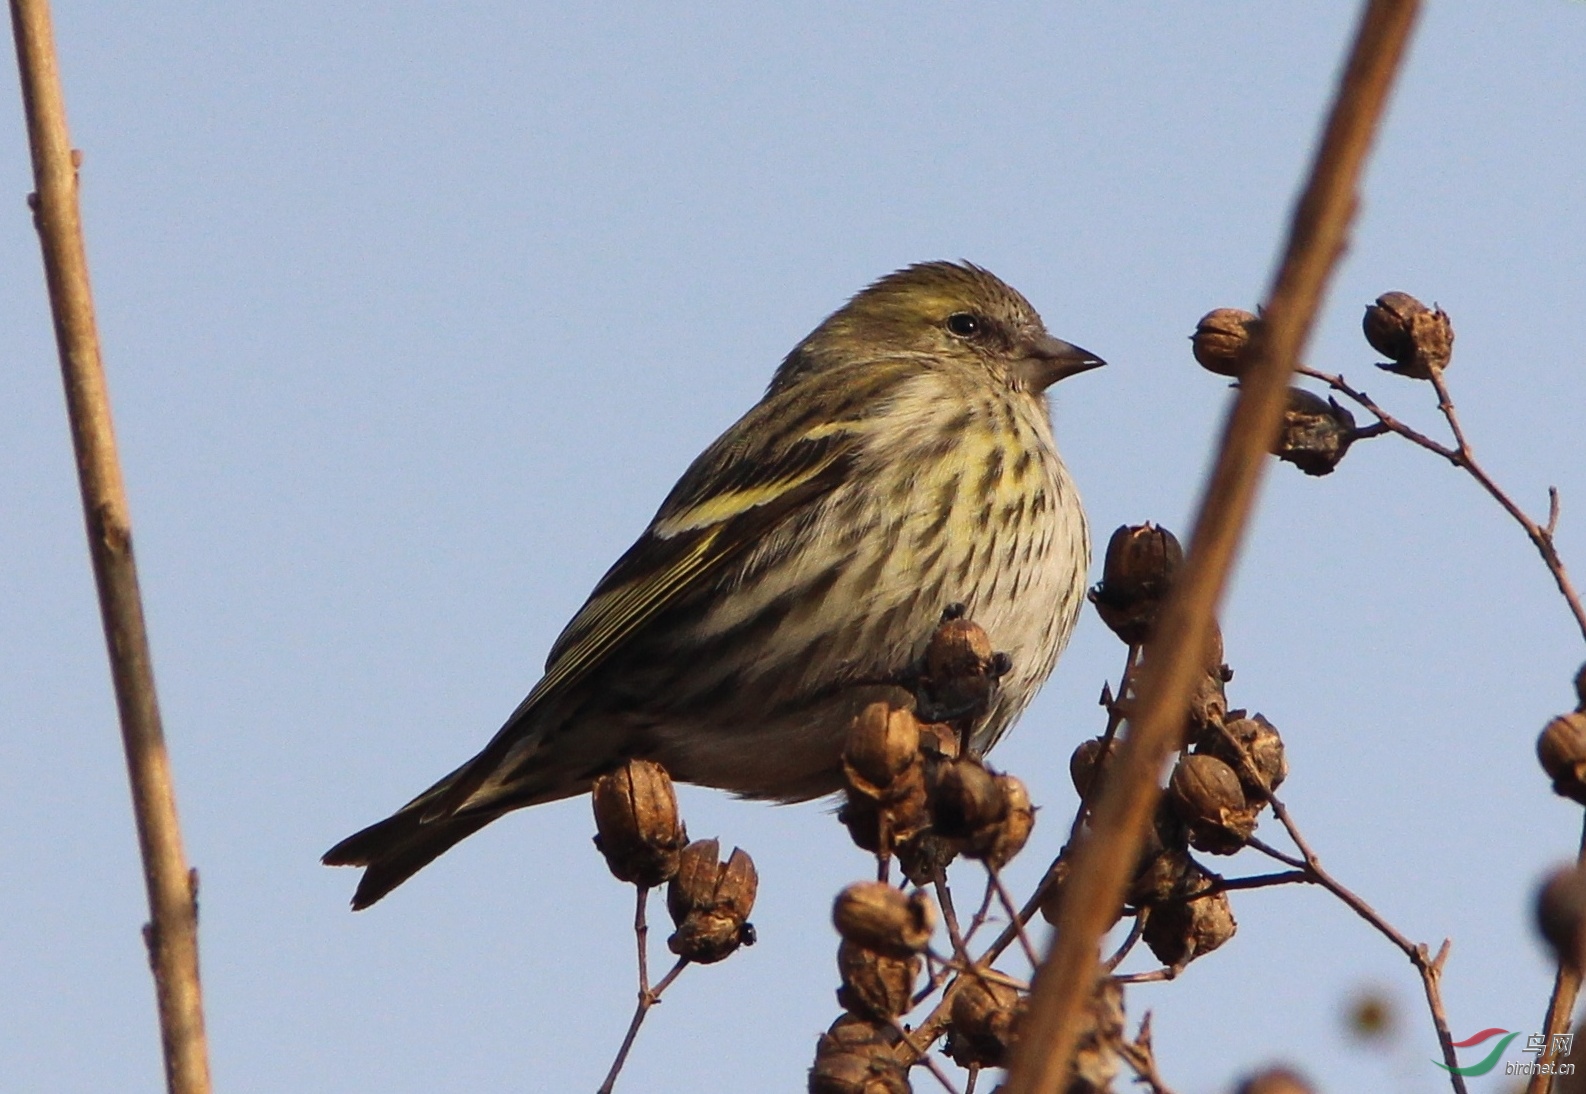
808,1015,909,1094
665,838,758,964
943,976,1024,1069
1089,524,1184,645
1272,387,1357,476
1192,308,1259,378
830,883,933,1022
1083,594,1295,972
1363,291,1454,379
591,759,687,887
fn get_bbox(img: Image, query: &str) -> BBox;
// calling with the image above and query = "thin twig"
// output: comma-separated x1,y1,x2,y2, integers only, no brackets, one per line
1189,869,1311,896
1007,4,1425,1090
597,957,688,1094
1302,364,1586,643
10,3,212,1092
935,872,971,965
887,1018,965,1094
961,875,998,952
1249,800,1467,1092
632,887,651,997
987,868,1039,968
1117,1013,1180,1094
1103,915,1145,972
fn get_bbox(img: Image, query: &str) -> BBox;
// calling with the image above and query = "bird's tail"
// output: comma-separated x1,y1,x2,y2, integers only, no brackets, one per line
322,796,500,910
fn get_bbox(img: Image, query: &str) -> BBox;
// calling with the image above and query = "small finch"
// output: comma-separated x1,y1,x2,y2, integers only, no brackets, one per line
324,261,1103,908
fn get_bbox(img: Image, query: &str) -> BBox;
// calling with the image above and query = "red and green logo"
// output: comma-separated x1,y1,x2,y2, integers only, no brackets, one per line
1436,1029,1521,1076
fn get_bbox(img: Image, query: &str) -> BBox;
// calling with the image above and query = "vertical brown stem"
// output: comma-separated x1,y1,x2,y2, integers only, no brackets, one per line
1527,817,1586,1094
1004,3,1423,1091
9,3,212,1092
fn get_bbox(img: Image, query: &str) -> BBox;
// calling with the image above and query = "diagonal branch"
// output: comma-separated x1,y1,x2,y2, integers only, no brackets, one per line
9,2,212,1092
1005,3,1425,1090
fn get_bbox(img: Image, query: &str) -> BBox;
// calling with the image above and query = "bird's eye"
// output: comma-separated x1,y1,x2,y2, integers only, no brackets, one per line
946,313,982,338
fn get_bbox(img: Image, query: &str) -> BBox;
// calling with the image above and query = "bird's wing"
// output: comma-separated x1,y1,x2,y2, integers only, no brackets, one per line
424,376,886,819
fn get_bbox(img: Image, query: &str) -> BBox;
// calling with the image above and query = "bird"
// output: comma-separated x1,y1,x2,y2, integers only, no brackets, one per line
324,261,1103,909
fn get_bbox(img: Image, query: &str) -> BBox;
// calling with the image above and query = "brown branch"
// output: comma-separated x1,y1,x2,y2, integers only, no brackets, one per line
987,867,1040,969
1428,369,1586,644
597,955,688,1094
1249,803,1466,1093
1004,4,1425,1091
1117,1013,1180,1094
1302,364,1586,643
9,3,211,1092
1527,816,1586,1094
887,1019,965,1094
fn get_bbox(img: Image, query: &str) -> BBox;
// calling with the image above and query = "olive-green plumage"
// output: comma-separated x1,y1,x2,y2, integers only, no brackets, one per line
324,261,1103,908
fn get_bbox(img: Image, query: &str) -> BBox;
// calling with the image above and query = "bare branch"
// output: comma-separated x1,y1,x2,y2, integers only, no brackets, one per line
10,3,212,1091
1007,4,1426,1090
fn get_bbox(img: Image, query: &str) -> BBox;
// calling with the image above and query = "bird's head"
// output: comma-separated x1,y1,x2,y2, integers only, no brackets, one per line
770,261,1105,396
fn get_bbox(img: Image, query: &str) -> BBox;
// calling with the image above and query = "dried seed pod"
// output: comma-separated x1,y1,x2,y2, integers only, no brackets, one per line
917,616,1002,722
944,976,1024,1069
832,882,935,958
1538,712,1586,805
844,702,923,793
1192,308,1259,378
1089,524,1183,644
840,702,933,857
1575,661,1586,711
1168,754,1257,854
1128,845,1196,909
1273,387,1357,476
1070,736,1118,799
1538,863,1586,973
977,774,1036,869
1235,1067,1317,1094
836,940,920,1019
666,840,758,964
1141,883,1237,968
1364,291,1454,380
930,758,1008,843
1197,713,1287,798
837,783,932,862
839,759,931,857
808,1015,909,1094
590,759,686,887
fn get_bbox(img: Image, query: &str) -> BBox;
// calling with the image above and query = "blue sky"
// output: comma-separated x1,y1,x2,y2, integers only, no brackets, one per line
4,4,1585,1092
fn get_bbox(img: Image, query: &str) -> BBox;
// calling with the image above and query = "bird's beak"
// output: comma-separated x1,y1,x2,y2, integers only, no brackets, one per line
1017,334,1107,393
